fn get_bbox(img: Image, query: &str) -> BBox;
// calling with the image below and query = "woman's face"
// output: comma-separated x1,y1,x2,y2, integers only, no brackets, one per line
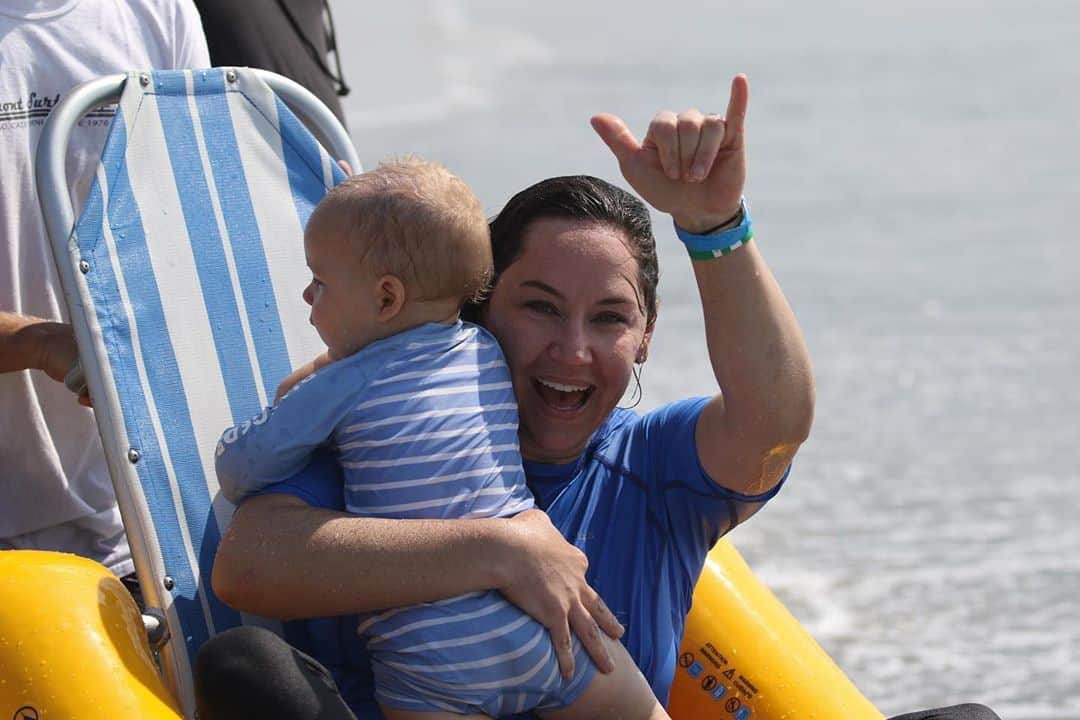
483,218,653,464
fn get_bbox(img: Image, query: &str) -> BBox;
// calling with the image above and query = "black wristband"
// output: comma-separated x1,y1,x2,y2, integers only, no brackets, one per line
697,205,745,236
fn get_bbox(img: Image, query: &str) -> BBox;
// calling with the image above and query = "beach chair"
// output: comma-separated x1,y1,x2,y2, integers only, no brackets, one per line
33,66,359,717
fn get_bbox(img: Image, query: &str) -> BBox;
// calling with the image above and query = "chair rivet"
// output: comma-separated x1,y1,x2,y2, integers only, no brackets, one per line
127,448,140,463
226,70,237,84
163,576,175,590
79,259,90,274
139,73,151,87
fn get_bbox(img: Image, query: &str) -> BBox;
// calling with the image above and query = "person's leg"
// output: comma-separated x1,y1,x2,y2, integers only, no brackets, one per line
538,634,669,720
195,625,357,720
888,704,1001,720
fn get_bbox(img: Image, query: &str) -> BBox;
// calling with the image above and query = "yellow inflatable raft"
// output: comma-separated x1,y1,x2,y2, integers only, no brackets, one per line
1,540,880,719
669,539,883,719
0,551,181,719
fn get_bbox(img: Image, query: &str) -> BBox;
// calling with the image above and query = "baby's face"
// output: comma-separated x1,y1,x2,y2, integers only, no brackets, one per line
302,228,381,360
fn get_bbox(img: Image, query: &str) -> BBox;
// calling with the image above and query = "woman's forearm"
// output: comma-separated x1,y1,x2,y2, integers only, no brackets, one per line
213,494,622,673
212,493,514,619
691,240,815,495
588,75,813,494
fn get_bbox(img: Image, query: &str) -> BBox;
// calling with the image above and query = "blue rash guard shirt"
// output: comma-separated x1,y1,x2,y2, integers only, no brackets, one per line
264,396,786,717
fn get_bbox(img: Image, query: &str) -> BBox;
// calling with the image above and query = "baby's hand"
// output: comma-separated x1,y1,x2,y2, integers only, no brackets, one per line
274,352,332,403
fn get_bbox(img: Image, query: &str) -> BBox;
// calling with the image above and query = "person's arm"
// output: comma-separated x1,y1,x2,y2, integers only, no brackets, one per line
213,493,622,675
0,311,71,377
591,74,814,496
274,351,331,403
216,363,354,503
0,312,89,405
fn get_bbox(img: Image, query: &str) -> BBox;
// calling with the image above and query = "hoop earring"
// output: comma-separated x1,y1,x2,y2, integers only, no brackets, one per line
620,362,644,410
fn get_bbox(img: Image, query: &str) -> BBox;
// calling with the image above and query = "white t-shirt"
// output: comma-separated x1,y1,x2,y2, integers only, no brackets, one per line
0,0,209,574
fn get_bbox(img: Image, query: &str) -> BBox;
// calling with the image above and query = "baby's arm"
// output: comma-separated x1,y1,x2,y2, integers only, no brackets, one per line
216,363,356,503
274,352,332,404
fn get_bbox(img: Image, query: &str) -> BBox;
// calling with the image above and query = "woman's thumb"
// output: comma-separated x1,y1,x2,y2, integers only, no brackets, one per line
590,113,639,164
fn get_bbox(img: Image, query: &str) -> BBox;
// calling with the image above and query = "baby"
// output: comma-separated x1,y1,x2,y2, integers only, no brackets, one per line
216,158,667,720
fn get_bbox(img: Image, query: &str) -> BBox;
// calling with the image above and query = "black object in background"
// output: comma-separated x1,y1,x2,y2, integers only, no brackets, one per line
193,0,350,126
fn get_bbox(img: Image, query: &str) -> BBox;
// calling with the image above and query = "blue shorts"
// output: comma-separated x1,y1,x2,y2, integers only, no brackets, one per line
362,591,596,716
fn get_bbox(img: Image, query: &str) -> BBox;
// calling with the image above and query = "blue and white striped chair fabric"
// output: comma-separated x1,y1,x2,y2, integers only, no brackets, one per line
57,67,351,715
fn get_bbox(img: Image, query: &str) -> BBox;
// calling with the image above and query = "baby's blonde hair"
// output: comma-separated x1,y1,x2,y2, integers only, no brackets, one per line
308,157,492,304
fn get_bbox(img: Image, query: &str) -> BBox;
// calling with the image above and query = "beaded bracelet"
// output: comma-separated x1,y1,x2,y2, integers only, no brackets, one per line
673,198,753,260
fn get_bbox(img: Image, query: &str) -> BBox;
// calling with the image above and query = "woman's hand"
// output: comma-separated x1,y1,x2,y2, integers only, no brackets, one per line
591,73,749,233
499,509,624,678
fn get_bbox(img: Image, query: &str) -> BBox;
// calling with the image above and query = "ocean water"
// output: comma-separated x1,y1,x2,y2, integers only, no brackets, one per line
328,2,1079,716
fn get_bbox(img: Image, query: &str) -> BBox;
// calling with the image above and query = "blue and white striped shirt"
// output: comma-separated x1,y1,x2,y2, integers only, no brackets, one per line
216,320,533,521
216,321,593,714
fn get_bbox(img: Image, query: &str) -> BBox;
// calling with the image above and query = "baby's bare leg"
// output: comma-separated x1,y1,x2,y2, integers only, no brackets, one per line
537,634,670,720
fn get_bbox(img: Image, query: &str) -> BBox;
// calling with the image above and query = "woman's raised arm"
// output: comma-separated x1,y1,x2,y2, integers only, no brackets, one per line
213,493,621,675
591,74,815,496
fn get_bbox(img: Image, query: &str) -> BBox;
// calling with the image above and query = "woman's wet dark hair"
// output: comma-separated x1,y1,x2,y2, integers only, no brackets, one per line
464,175,659,326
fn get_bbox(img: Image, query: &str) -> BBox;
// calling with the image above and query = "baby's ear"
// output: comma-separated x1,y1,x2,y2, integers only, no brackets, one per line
375,275,406,320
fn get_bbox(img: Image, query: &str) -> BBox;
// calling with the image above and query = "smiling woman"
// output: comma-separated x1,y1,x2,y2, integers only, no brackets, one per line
202,75,997,720
204,75,818,718
478,180,657,465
